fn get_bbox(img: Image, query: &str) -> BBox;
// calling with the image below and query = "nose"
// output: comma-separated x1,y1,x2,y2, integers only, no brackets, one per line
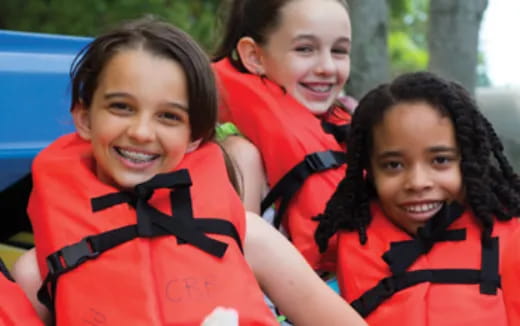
315,52,335,76
404,165,433,193
127,114,155,143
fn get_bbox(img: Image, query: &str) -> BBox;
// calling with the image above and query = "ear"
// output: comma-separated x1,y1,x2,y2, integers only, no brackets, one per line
71,102,92,141
186,138,202,153
236,37,265,76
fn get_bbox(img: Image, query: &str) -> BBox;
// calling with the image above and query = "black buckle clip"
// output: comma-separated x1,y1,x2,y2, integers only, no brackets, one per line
47,238,99,274
305,151,340,172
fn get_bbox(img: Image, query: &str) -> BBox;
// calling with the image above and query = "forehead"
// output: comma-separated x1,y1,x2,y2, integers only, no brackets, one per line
372,101,457,154
274,0,351,40
96,49,187,97
100,49,180,76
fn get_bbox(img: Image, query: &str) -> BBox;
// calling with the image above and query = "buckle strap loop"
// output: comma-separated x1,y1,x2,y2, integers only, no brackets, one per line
305,151,344,172
47,237,99,274
261,150,346,228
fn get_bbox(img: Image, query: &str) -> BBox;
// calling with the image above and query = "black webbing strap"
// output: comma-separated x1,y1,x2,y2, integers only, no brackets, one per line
89,170,237,256
168,179,195,245
321,120,350,144
351,268,499,317
480,237,500,295
383,202,465,274
260,150,346,229
37,169,243,316
91,170,194,237
351,202,501,317
383,229,466,275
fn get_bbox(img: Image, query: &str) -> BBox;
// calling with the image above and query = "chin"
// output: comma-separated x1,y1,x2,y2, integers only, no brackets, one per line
307,104,332,116
116,176,153,190
115,181,138,191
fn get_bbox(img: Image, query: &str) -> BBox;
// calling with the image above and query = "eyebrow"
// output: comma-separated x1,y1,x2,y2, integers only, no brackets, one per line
375,150,401,160
292,34,351,45
104,92,189,111
375,146,459,160
428,146,459,154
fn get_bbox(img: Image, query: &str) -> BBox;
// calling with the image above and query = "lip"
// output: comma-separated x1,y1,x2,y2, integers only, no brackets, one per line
113,146,160,170
299,82,336,101
398,200,444,221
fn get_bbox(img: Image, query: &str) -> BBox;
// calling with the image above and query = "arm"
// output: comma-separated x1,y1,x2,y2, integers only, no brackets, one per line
12,248,51,325
244,212,366,326
221,136,268,214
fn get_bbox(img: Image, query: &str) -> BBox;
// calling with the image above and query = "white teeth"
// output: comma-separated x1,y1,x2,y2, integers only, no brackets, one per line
305,84,332,92
404,202,441,213
118,148,157,162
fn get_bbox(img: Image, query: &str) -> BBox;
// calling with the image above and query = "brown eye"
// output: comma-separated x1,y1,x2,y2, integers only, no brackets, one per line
433,156,455,166
332,47,349,55
382,161,403,171
160,112,181,121
294,45,314,54
108,102,132,114
158,110,187,126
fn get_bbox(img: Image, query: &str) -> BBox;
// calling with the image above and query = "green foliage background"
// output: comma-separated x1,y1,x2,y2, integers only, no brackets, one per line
0,0,424,67
0,0,223,52
388,0,429,75
0,0,488,85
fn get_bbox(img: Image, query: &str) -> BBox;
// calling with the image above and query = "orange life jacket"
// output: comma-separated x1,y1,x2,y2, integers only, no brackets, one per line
501,227,520,325
213,58,350,271
0,259,43,325
29,133,277,326
337,202,519,326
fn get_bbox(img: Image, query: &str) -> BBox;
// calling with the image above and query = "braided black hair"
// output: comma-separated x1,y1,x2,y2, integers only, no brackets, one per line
315,71,520,250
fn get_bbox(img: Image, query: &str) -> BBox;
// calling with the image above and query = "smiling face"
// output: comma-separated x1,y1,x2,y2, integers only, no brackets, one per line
369,101,464,234
73,49,192,190
257,0,351,115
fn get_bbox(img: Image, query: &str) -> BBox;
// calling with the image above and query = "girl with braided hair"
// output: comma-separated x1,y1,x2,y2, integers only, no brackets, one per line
315,71,520,325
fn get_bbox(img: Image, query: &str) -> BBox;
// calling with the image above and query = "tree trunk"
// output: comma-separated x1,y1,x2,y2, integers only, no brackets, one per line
428,0,488,92
346,0,390,99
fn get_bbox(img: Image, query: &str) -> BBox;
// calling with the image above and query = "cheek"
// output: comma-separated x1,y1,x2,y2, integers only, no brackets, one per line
277,67,299,88
372,175,396,201
163,132,191,159
438,168,463,192
90,117,119,143
447,173,464,196
339,61,350,80
89,132,111,157
282,59,307,79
